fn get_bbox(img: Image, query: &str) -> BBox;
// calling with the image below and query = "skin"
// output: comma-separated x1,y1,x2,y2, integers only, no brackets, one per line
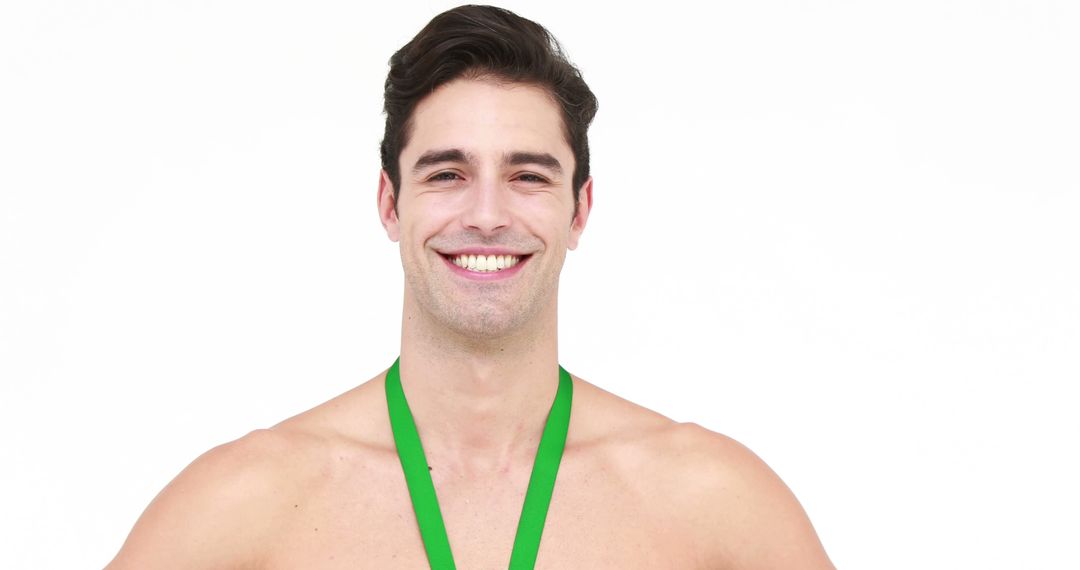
106,77,835,569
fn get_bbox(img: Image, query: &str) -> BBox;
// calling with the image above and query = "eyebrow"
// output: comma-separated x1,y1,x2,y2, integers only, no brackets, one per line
411,148,473,174
411,148,563,175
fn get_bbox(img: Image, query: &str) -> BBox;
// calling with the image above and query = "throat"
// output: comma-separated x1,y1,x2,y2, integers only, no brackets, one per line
422,424,546,477
426,451,527,481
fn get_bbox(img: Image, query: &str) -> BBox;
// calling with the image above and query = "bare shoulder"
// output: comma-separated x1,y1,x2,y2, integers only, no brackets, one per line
106,371,393,569
661,423,835,569
106,427,325,569
570,375,833,569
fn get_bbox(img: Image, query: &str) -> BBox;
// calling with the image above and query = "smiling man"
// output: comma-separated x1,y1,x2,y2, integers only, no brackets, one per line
106,5,833,569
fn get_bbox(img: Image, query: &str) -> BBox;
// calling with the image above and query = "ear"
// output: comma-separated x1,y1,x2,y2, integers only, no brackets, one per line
377,169,400,242
567,176,593,251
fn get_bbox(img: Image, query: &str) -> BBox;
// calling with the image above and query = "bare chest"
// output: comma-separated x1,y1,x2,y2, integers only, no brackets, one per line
260,448,709,569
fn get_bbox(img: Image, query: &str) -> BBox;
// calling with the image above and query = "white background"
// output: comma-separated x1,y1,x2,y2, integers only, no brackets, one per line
2,1,1077,568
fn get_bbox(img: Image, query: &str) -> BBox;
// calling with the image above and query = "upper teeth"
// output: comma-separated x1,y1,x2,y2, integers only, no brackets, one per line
451,254,521,272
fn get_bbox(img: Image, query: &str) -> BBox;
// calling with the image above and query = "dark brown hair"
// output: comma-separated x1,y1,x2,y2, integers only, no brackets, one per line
380,4,598,216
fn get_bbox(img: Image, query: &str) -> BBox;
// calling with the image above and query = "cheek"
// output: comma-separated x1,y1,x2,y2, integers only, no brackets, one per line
400,202,449,244
398,225,432,267
516,193,571,223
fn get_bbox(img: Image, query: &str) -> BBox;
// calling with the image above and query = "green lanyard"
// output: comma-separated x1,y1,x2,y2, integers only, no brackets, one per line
384,357,573,570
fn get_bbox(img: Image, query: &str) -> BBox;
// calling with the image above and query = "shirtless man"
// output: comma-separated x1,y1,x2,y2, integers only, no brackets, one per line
106,5,834,569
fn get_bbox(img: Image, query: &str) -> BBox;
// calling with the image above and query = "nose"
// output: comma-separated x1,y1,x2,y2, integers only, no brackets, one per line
459,174,511,234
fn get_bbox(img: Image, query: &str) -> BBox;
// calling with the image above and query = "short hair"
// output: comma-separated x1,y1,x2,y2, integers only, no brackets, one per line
380,4,599,216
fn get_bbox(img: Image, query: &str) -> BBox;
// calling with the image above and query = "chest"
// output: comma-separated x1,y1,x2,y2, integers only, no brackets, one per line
260,450,709,569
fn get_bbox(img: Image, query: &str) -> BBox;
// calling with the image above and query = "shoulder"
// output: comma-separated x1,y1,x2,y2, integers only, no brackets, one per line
568,376,832,569
106,372,392,569
660,423,835,570
106,427,327,569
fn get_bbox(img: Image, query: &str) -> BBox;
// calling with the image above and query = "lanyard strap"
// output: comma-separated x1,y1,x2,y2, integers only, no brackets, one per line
384,357,573,570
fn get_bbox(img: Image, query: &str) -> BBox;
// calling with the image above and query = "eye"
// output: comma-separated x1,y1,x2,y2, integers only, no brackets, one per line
428,171,462,182
517,173,549,183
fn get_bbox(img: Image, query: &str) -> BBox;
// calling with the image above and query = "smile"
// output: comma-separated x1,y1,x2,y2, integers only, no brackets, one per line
438,251,532,280
450,253,520,272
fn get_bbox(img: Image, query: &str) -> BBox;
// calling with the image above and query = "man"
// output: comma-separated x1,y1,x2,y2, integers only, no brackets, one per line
107,5,833,569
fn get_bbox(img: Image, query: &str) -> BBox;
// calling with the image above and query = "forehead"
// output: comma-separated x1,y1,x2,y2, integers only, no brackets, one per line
402,78,570,166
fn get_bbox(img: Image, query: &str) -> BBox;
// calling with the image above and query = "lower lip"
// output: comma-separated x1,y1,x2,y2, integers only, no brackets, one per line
441,254,530,281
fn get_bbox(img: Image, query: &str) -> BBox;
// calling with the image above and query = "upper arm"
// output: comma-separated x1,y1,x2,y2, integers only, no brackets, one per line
681,424,835,570
105,429,293,570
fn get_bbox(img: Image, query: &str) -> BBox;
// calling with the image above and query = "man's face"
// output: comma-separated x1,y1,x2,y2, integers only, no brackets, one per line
378,77,592,340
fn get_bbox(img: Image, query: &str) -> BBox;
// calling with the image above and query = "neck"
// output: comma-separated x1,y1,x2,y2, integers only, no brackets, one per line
396,296,560,478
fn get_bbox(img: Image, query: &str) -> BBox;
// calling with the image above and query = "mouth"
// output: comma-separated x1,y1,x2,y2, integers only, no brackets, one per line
437,251,533,279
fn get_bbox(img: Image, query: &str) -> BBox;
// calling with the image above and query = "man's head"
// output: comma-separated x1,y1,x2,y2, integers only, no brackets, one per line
377,5,598,341
379,4,598,218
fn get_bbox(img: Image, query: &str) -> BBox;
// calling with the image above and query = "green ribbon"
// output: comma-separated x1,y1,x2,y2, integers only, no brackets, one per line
384,357,573,569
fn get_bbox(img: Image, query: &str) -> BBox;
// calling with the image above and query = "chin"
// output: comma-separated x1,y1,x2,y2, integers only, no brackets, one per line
442,310,530,340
